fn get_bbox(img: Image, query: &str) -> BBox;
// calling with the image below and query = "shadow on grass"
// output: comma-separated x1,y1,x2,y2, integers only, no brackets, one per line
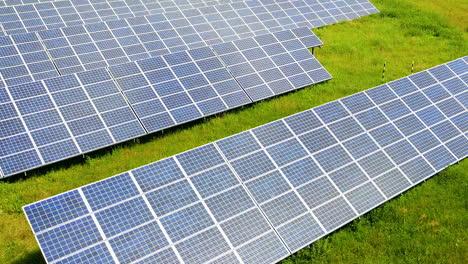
11,249,45,264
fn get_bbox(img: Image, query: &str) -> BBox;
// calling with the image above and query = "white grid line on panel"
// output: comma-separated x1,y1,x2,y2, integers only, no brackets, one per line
212,142,292,257
1,80,45,164
105,68,149,134
172,155,245,264
247,127,329,247
40,79,84,153
161,54,207,117
73,74,117,143
128,171,186,264
77,188,121,264
185,49,230,109
389,78,453,172
335,100,390,200
131,59,178,125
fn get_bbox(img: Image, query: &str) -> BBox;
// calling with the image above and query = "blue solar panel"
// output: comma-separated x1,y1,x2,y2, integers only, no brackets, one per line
345,182,385,214
267,138,308,166
109,46,251,132
146,179,199,216
109,221,169,264
23,58,467,263
212,27,329,100
82,172,140,211
95,196,154,237
0,68,146,177
0,32,59,86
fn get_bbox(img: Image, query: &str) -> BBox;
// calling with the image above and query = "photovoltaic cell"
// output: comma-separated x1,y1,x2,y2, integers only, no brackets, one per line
24,58,466,263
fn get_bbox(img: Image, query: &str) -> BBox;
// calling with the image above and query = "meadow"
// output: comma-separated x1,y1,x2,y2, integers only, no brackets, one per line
0,0,467,263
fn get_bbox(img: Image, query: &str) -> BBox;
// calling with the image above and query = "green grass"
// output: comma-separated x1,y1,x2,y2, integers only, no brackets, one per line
1,0,467,263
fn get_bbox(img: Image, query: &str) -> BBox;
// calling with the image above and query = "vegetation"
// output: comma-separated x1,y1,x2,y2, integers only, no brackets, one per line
0,0,466,263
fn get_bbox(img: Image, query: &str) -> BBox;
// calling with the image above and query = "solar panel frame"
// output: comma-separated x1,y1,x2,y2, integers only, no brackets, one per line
23,57,467,263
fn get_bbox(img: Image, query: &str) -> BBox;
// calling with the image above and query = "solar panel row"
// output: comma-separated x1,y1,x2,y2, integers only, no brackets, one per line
23,57,467,263
0,27,330,178
35,0,327,75
0,0,379,35
0,0,246,35
0,0,370,86
1,0,243,8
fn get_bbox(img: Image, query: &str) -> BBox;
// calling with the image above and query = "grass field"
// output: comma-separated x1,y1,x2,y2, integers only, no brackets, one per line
1,0,467,263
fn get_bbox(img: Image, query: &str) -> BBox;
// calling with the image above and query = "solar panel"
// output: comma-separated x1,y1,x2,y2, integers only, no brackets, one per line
212,27,329,100
108,46,251,132
0,32,59,87
0,68,146,177
23,57,467,263
0,27,331,178
0,0,379,35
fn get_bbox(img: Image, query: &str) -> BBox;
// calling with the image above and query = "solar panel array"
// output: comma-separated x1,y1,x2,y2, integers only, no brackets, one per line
0,0,378,35
23,57,468,263
0,0,377,87
0,27,330,178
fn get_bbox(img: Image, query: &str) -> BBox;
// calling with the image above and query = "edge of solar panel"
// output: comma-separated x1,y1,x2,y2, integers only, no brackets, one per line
23,56,467,263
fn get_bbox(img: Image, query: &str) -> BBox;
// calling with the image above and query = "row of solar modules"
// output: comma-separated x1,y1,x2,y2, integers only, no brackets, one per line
23,57,467,264
1,0,242,9
0,0,245,33
0,0,378,35
0,27,332,178
0,0,378,87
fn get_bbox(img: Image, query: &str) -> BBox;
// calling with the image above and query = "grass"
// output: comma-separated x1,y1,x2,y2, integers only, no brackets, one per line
0,0,467,263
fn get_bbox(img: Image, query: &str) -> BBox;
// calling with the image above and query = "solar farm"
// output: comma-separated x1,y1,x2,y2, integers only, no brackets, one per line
0,0,466,263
